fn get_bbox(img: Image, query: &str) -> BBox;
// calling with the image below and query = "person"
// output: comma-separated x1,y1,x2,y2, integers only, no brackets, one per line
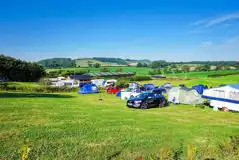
172,97,176,105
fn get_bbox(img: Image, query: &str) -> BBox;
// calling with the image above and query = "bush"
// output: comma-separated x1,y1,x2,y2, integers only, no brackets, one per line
0,83,78,93
130,76,152,81
148,68,162,75
208,71,239,77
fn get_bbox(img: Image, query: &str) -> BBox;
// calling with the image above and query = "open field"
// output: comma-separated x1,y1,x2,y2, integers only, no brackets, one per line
1,92,239,159
144,75,239,87
47,67,239,77
165,70,239,78
47,67,151,76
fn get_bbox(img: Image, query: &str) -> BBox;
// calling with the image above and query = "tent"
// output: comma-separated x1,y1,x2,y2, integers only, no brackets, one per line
161,83,174,92
152,87,166,94
78,84,99,94
142,84,155,92
91,79,105,87
202,84,239,111
192,84,208,94
168,86,204,104
107,87,121,94
161,83,174,89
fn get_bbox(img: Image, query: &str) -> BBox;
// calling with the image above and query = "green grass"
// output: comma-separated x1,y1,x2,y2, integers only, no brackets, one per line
1,92,239,159
47,67,151,76
142,75,239,87
165,70,239,78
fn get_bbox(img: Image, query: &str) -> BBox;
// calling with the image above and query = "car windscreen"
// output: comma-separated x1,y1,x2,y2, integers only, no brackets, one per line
135,93,148,99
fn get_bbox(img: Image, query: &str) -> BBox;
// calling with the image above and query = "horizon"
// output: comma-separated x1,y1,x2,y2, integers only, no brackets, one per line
1,0,239,62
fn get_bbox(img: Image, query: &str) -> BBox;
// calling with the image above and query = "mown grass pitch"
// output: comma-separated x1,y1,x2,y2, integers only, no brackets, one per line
1,92,238,159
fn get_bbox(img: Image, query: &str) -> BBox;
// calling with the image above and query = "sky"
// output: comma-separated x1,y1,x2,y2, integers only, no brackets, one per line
1,0,239,62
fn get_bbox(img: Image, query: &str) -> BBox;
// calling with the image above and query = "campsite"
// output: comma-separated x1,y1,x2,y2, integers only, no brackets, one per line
1,1,239,159
1,63,239,159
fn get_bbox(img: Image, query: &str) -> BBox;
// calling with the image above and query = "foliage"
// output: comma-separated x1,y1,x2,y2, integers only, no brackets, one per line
115,68,124,72
151,60,169,68
181,65,190,72
0,54,46,82
100,67,110,72
148,68,162,75
47,69,88,77
130,75,152,81
0,82,78,93
93,57,128,65
207,71,239,77
136,63,148,67
93,63,101,68
38,58,75,68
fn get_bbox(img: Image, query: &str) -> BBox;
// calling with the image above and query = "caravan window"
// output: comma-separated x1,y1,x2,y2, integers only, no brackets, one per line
229,91,239,100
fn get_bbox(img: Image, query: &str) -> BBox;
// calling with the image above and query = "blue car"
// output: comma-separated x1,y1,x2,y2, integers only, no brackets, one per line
127,92,168,109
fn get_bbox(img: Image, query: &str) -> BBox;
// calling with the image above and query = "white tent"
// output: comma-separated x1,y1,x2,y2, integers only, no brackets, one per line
168,87,204,104
202,84,239,111
91,79,105,87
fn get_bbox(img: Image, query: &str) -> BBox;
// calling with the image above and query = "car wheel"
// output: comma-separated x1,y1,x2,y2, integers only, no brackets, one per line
159,100,166,108
141,102,148,109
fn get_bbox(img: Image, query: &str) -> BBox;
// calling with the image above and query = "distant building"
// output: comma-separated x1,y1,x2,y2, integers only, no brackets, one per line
68,72,136,82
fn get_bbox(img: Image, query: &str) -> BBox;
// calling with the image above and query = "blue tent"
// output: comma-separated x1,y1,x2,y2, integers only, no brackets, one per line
78,84,99,94
142,84,155,92
152,87,166,94
116,91,121,97
192,84,208,94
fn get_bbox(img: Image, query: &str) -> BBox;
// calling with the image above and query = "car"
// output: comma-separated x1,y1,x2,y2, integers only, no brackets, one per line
126,92,168,109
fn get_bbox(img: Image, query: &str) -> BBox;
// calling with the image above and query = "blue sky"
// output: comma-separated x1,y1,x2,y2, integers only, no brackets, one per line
1,0,239,61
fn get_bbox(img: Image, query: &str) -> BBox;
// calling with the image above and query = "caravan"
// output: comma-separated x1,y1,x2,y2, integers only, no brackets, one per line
202,84,239,111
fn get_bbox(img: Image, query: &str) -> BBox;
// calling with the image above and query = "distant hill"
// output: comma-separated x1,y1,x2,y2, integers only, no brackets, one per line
38,57,152,68
38,58,75,68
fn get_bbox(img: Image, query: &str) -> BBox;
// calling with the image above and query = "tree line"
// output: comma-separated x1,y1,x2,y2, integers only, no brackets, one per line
0,55,46,82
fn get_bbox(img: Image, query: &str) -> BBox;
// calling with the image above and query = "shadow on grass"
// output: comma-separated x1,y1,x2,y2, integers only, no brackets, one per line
0,92,74,98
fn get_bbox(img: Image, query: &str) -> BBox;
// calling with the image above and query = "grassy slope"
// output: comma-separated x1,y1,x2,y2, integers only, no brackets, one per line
142,75,239,87
47,67,151,75
165,70,239,78
0,92,238,159
75,59,121,67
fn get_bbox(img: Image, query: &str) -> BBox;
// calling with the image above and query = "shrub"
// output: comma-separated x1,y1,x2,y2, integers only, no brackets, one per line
130,76,152,81
208,71,239,77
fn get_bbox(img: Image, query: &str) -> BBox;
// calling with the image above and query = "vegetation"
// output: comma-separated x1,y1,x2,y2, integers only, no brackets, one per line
0,55,45,82
0,82,78,93
1,92,238,159
38,58,75,68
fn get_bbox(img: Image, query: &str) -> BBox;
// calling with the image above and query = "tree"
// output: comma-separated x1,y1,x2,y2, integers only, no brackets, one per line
94,63,101,68
151,60,168,69
116,68,123,72
181,65,190,72
137,63,143,67
0,54,46,82
100,67,110,72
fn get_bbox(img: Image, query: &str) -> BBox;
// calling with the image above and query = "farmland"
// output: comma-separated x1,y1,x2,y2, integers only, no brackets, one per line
47,66,239,77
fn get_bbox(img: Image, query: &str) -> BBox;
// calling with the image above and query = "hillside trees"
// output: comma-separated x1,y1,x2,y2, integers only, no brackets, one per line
0,54,46,82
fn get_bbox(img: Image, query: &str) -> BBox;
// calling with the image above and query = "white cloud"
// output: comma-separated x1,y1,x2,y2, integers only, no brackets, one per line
193,12,239,28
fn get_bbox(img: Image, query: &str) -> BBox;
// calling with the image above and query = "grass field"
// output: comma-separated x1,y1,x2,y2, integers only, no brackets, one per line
143,75,239,87
47,67,152,76
47,67,239,77
165,70,239,78
1,91,239,159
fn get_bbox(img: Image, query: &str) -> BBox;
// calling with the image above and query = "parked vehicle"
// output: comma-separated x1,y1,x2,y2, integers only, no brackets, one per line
127,92,168,109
